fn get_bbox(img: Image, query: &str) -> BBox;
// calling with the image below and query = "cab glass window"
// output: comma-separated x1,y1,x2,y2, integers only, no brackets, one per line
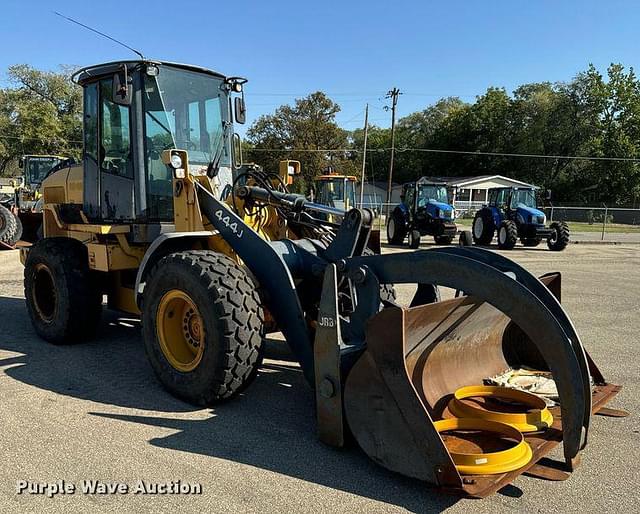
100,79,133,178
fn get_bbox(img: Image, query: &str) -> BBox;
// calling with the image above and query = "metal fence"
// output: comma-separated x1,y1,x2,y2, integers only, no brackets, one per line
358,202,640,242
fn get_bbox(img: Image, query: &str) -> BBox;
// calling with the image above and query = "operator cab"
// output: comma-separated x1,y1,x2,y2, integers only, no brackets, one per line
19,155,66,188
72,60,245,226
315,174,357,211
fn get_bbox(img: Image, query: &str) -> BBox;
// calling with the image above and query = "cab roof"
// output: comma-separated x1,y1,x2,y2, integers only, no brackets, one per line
72,60,227,85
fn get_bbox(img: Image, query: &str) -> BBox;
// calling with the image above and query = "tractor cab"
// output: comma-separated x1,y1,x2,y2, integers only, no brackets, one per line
488,187,546,228
47,60,246,234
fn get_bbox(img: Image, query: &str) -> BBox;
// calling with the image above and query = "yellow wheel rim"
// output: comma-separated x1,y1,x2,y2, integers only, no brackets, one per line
435,418,533,475
448,385,554,432
157,289,205,372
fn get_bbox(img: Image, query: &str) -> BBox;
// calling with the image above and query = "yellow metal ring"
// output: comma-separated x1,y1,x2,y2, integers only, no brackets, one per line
435,418,533,475
448,385,553,432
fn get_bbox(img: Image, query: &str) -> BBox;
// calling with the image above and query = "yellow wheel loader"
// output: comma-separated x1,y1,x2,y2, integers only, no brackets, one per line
21,60,624,497
0,155,69,247
312,172,381,252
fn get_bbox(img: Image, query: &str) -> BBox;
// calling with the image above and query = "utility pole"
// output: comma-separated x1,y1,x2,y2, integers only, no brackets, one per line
386,87,401,208
359,103,369,207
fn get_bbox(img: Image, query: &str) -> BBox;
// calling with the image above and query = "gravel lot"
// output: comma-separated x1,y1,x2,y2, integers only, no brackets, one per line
0,243,638,513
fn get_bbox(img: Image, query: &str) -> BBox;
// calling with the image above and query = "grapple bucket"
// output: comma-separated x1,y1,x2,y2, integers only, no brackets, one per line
315,248,623,498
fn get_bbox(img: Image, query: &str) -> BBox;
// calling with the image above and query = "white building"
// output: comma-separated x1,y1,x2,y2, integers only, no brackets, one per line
424,175,538,211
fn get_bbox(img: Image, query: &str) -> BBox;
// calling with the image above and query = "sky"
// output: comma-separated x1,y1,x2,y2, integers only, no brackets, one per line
2,0,640,136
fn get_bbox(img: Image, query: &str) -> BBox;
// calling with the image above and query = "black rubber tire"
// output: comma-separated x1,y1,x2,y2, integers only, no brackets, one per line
458,230,473,247
547,221,570,251
0,204,18,245
434,234,453,245
386,212,407,245
497,220,518,250
142,250,265,405
10,214,23,245
472,209,495,245
408,229,421,249
410,283,442,307
522,237,541,247
24,237,102,344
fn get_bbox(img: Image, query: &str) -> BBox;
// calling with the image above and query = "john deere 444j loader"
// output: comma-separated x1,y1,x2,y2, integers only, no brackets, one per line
21,60,624,498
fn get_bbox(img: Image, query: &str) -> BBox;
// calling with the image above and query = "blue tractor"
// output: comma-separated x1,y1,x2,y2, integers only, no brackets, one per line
472,186,569,251
387,178,465,248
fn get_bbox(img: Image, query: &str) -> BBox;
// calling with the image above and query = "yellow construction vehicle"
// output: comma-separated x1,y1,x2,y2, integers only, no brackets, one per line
21,59,625,497
312,172,381,251
0,155,68,246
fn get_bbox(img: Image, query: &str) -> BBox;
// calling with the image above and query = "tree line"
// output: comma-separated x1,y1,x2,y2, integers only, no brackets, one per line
2,63,639,205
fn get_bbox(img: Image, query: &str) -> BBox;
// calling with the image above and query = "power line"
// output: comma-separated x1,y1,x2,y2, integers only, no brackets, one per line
249,146,640,162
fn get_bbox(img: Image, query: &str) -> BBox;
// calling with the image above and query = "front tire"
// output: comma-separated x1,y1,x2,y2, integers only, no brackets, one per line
24,238,102,344
408,230,421,249
472,209,495,245
547,221,570,251
459,230,473,246
142,251,264,405
497,220,518,250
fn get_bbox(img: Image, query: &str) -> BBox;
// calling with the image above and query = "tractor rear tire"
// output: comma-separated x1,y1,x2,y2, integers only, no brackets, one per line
459,230,473,247
0,204,18,246
472,209,495,245
408,230,421,249
24,237,103,344
142,250,265,406
497,220,518,250
522,237,541,247
547,221,570,251
386,213,407,245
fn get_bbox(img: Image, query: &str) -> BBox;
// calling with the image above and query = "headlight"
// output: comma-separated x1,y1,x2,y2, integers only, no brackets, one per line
170,154,183,169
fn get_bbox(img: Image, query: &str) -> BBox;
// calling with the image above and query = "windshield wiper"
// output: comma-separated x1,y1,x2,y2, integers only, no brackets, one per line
206,129,227,178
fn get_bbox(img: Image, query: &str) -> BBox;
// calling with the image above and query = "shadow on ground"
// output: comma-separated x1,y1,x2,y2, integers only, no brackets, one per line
0,295,460,512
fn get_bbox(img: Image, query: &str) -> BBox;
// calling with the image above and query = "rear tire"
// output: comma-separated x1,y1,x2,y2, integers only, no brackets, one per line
472,209,494,245
142,250,265,405
408,230,421,249
386,213,407,245
497,220,518,250
547,221,570,251
0,204,18,245
24,238,102,344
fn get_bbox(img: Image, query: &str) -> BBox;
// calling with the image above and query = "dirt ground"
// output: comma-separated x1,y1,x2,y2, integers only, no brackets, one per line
0,243,638,513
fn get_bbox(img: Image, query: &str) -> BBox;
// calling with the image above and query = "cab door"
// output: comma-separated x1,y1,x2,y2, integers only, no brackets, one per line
82,77,135,222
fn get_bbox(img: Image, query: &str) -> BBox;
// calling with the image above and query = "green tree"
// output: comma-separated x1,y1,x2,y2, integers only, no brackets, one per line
246,92,356,191
0,64,82,176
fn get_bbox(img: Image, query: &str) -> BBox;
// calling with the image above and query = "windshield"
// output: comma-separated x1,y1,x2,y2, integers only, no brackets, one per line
316,178,356,210
27,157,63,185
417,184,448,206
510,189,537,209
143,65,229,219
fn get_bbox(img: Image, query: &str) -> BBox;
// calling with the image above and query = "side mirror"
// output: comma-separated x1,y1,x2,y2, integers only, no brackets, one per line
234,96,246,124
545,189,552,200
113,69,132,106
18,158,24,169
